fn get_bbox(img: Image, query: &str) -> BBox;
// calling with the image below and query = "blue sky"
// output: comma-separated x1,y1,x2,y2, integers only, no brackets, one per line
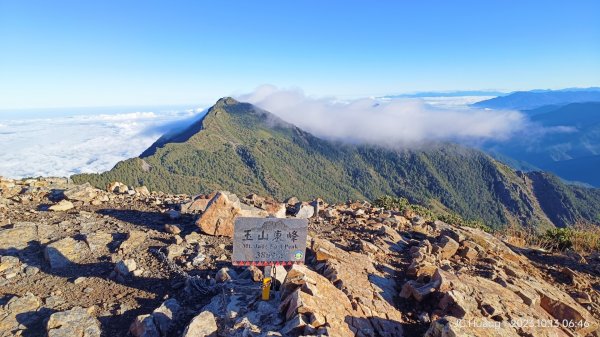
1,0,599,109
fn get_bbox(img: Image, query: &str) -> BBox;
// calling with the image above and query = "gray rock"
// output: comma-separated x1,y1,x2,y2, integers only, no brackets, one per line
152,298,180,336
274,265,287,286
0,293,42,334
115,259,137,276
239,203,269,217
167,210,180,220
44,237,89,269
62,183,100,203
182,311,217,337
84,231,113,251
180,197,211,214
215,267,237,283
166,244,185,260
130,314,160,337
191,252,206,266
293,203,314,219
46,306,101,337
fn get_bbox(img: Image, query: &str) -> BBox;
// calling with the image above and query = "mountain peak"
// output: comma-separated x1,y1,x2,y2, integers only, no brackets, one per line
213,97,240,109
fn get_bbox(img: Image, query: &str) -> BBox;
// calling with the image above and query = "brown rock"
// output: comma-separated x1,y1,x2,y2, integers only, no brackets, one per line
164,224,181,235
84,231,113,251
63,183,100,203
309,238,404,336
263,201,286,218
0,223,38,250
279,264,361,337
119,230,147,253
49,200,74,212
134,186,150,196
458,246,478,260
195,191,241,237
436,236,459,260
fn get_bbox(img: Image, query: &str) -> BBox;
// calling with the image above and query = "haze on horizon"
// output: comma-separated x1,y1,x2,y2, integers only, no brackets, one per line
1,0,599,110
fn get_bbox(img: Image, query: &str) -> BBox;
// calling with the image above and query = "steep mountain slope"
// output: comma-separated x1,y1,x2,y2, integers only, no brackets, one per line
73,97,600,228
473,88,600,110
484,102,600,187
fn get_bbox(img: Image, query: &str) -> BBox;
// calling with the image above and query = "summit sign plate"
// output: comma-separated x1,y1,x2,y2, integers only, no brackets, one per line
232,217,308,266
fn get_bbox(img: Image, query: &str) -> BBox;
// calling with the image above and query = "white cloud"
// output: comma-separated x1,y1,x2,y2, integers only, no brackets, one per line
0,86,530,180
0,109,202,179
238,85,526,147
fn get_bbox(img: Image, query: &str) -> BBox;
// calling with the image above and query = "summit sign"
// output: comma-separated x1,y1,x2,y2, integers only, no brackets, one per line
232,217,308,266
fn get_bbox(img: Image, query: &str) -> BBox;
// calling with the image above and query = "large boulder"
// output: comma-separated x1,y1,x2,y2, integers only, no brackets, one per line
195,191,241,237
46,306,101,337
279,263,404,336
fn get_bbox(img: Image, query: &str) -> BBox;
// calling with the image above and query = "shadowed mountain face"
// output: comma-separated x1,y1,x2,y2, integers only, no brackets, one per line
73,97,600,229
485,102,600,187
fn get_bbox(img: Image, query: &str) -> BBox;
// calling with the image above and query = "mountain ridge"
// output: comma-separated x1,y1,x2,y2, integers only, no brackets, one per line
472,88,600,110
72,97,600,229
483,102,600,187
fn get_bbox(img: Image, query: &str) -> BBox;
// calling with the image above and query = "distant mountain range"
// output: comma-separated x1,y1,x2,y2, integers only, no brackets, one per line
73,97,600,229
383,90,506,98
472,87,600,110
484,102,600,187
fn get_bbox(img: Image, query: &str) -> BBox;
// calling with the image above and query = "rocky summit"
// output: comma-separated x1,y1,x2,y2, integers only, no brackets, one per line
1,177,600,337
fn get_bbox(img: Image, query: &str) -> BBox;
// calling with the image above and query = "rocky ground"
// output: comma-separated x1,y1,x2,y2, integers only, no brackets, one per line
1,177,599,337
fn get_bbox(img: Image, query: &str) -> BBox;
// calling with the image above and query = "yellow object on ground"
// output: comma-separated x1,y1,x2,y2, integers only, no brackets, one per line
262,277,272,300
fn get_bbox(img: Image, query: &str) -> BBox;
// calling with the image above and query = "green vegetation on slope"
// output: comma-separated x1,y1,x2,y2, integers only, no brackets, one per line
73,97,600,229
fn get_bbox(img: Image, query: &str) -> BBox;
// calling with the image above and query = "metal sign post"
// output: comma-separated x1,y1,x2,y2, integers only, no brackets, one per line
232,217,308,300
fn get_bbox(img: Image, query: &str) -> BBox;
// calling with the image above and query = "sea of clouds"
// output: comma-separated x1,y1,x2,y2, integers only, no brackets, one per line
0,107,204,179
0,86,530,179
